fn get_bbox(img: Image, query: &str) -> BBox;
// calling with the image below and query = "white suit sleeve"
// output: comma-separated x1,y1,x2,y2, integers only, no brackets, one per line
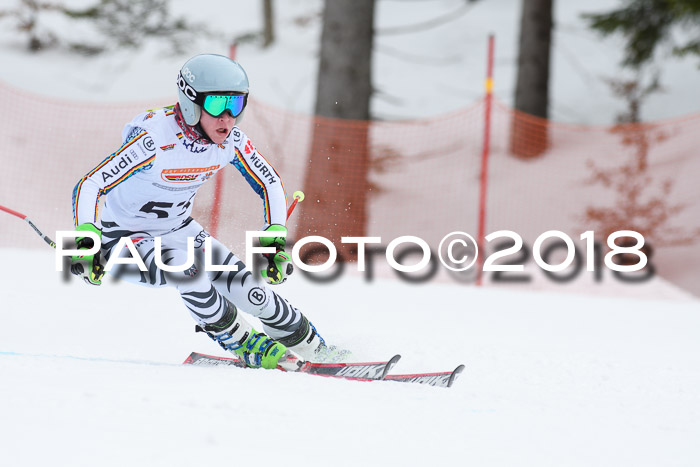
229,129,287,227
72,128,157,226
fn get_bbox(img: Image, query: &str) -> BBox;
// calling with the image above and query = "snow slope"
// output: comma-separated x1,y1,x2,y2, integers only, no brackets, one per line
1,249,700,467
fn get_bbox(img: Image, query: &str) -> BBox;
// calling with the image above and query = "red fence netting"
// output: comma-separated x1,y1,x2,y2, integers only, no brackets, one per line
1,79,698,295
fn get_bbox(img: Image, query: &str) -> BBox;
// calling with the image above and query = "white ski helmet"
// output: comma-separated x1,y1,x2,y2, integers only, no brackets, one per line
176,54,249,126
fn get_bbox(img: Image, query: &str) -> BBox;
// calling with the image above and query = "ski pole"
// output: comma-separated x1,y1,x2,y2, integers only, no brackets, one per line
286,190,305,220
0,204,56,249
2,191,305,249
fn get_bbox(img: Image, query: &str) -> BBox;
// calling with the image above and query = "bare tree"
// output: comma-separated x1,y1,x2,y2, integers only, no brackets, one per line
583,70,700,263
298,0,375,261
510,0,554,158
0,0,197,54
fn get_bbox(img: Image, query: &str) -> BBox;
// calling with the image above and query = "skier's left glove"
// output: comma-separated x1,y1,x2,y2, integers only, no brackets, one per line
70,223,105,286
259,224,293,285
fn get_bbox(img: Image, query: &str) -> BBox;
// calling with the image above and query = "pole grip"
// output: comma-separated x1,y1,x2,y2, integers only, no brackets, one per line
286,190,305,220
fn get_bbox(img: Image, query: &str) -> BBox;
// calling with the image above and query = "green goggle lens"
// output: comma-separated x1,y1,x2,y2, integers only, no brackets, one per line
202,94,247,118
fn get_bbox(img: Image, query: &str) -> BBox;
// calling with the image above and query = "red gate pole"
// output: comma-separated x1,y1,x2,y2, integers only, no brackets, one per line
208,44,238,237
476,34,494,286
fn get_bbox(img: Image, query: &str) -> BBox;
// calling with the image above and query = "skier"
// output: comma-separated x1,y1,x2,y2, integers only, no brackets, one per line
70,54,344,370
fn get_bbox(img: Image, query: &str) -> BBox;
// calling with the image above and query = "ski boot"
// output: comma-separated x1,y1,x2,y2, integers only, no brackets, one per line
277,316,352,363
197,301,301,371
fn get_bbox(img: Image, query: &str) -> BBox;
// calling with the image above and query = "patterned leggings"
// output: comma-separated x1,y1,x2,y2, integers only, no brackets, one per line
100,217,303,339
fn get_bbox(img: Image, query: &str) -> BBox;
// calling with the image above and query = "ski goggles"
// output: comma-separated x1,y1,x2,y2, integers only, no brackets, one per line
201,93,248,118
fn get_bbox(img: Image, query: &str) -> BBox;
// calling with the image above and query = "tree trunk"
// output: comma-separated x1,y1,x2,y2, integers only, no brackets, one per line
262,0,274,48
298,0,375,262
510,0,553,158
314,0,374,120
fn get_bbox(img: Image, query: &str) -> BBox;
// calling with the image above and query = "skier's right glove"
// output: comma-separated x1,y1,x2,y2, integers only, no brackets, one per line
259,224,293,285
70,223,105,286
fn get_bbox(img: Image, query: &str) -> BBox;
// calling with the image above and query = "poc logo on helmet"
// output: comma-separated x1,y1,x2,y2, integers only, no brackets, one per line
177,72,197,102
182,66,196,82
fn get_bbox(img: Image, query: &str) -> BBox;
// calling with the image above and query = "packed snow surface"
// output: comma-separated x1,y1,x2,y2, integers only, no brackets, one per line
1,250,699,466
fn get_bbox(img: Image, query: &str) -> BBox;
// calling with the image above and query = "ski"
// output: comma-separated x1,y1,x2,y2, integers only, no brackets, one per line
384,364,466,388
183,352,401,382
184,352,465,388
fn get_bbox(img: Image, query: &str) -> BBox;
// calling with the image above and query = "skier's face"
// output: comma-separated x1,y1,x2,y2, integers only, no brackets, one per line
200,106,235,144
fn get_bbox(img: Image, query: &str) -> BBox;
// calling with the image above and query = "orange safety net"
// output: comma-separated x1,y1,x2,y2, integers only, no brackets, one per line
1,79,698,295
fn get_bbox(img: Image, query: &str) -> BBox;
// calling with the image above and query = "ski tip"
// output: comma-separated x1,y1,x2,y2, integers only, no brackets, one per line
182,352,198,364
447,364,466,388
381,354,402,380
